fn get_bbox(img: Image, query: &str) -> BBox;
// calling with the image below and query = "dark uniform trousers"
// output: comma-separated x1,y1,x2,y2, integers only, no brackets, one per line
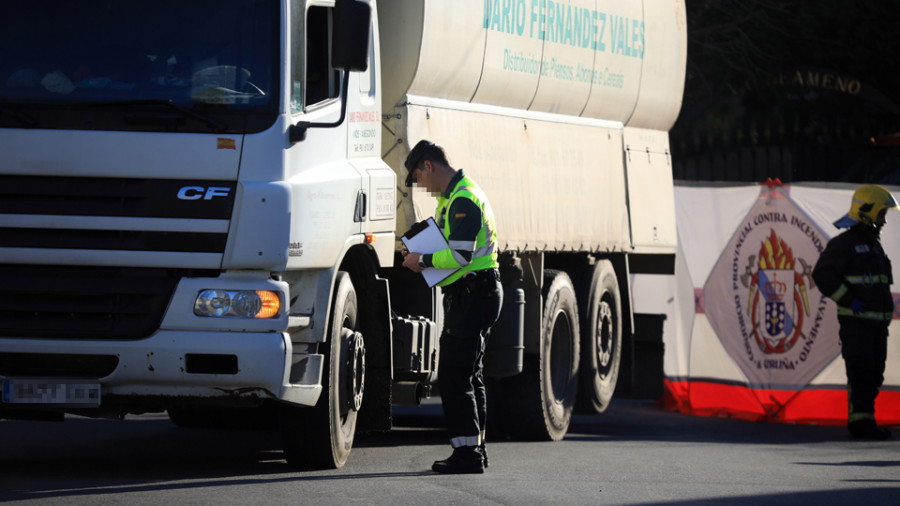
439,269,502,445
839,318,889,416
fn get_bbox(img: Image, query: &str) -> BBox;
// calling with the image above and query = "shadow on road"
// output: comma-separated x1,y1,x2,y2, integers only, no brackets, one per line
0,406,447,502
629,487,900,506
567,398,857,445
2,399,896,504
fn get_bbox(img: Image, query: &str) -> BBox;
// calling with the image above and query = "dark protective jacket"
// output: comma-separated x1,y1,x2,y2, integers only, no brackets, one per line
812,225,894,323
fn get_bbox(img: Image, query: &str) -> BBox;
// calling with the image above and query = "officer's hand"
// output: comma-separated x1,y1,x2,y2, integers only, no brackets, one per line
403,251,423,273
850,299,866,315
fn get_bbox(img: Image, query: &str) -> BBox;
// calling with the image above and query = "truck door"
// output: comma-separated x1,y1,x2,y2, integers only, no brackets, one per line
284,1,366,267
346,17,395,236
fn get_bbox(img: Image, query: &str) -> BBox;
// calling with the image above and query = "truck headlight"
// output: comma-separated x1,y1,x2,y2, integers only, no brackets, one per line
193,289,281,319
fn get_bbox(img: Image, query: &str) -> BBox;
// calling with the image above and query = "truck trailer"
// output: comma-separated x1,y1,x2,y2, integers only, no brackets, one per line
0,0,686,469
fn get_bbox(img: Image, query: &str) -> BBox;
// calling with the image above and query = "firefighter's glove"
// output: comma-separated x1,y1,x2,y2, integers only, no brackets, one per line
850,299,867,315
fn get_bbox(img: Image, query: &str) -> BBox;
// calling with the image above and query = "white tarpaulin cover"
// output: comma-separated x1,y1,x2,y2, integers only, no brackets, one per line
667,181,900,425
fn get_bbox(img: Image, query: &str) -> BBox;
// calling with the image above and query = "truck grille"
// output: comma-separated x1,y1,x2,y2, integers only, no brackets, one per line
0,175,235,219
0,265,217,339
0,175,231,340
0,227,226,252
0,175,234,253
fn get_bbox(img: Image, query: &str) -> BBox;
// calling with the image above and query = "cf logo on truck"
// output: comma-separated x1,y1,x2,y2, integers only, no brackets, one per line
177,186,231,200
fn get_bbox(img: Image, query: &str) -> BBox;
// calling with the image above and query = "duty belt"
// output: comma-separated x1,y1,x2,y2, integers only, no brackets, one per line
443,268,499,294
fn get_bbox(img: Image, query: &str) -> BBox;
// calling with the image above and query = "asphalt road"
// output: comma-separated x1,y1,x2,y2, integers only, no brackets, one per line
1,398,898,505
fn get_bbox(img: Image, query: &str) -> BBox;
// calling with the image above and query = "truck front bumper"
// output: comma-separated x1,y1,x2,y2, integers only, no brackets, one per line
0,330,324,411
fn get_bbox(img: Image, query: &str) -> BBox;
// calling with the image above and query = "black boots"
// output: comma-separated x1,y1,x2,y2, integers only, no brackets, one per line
478,443,488,468
432,446,485,474
849,419,892,440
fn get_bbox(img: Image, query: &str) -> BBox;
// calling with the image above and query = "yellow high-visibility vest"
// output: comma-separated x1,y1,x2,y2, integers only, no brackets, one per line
432,174,499,286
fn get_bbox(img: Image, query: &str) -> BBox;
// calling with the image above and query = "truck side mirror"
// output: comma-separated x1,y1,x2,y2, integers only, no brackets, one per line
332,0,370,72
290,0,370,143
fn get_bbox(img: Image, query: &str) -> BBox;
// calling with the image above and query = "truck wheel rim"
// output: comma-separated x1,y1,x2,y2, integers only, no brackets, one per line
597,300,613,371
341,328,365,414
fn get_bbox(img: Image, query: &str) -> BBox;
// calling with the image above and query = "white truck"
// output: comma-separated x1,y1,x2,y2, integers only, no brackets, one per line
0,0,686,469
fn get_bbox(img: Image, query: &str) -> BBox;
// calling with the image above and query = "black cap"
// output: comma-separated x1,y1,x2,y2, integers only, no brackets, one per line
404,140,438,187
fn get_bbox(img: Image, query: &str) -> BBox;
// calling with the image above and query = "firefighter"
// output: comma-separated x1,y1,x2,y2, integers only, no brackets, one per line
401,140,502,473
812,184,899,440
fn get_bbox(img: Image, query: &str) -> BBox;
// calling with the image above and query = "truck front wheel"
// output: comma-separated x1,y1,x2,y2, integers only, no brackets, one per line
281,272,364,469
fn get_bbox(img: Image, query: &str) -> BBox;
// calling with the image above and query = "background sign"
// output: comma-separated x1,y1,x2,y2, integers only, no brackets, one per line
668,182,900,425
703,184,839,389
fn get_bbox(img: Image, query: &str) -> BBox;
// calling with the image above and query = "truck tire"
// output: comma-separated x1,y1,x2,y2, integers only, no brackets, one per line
281,272,365,469
576,260,622,413
504,269,580,441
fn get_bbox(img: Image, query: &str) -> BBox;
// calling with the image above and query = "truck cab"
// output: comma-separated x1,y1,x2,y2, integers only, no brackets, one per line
0,0,390,469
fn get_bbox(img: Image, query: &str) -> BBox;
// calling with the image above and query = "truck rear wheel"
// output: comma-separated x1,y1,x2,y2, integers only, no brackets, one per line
281,272,365,469
576,260,622,413
504,269,580,441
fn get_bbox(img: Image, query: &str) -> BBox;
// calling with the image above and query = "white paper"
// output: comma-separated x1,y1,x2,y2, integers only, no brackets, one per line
401,217,457,287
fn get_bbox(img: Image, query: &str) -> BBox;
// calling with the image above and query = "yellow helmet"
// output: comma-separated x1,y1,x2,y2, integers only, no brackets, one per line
834,184,900,228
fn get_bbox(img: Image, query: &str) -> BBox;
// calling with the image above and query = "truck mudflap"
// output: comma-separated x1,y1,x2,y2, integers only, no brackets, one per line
281,353,324,406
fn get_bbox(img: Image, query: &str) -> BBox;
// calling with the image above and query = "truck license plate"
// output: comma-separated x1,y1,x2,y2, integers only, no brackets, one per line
2,379,101,406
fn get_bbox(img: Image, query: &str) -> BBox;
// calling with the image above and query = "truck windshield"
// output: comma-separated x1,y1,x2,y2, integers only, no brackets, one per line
0,0,278,133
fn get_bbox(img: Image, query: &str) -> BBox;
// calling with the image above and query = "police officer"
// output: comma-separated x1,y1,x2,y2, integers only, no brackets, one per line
401,140,502,473
812,184,898,440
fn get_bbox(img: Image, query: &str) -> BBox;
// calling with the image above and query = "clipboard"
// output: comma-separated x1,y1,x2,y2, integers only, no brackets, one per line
401,217,458,287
